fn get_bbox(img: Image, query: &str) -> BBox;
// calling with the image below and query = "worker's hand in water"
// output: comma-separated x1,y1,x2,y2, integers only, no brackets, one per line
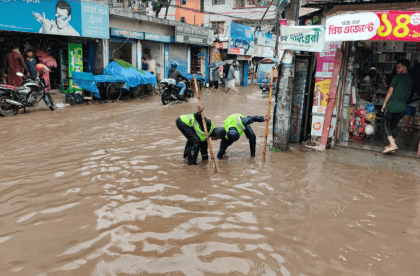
198,106,204,114
264,115,270,121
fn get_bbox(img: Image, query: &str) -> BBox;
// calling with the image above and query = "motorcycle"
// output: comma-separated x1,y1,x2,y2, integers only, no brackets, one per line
160,78,194,105
0,72,55,117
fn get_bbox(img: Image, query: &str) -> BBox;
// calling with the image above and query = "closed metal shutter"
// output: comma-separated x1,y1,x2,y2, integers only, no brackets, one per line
169,44,188,75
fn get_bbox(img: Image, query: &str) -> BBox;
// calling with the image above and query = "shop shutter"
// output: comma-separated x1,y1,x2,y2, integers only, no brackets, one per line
169,44,188,75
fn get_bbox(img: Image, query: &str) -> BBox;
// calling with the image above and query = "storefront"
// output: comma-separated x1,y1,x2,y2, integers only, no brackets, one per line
227,22,255,87
175,25,212,83
143,33,172,79
0,0,109,97
315,4,420,157
109,28,141,68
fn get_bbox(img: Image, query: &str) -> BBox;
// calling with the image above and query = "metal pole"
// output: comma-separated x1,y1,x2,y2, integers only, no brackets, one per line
272,0,299,151
164,0,171,20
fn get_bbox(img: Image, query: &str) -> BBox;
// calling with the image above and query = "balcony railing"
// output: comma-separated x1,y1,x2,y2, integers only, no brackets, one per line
234,0,270,8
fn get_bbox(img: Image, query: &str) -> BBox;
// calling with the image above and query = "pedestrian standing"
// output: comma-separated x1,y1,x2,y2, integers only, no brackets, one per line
25,50,38,80
216,113,270,159
382,59,413,153
223,64,229,90
147,54,156,75
210,68,219,93
5,45,28,86
226,61,238,95
141,57,149,71
175,106,219,165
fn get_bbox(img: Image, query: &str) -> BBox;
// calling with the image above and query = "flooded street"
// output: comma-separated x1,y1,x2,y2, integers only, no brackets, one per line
1,87,420,276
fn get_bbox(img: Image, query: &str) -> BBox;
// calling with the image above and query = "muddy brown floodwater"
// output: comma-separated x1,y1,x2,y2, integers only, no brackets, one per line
1,87,420,276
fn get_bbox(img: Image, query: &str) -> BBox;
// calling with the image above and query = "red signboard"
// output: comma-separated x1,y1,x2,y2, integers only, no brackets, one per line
326,11,420,42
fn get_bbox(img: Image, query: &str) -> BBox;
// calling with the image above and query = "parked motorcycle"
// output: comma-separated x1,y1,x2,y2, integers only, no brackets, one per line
0,72,55,117
160,78,194,105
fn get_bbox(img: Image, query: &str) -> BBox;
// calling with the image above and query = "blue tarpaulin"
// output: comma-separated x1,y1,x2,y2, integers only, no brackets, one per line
186,74,205,81
71,72,101,99
71,62,157,97
103,62,157,90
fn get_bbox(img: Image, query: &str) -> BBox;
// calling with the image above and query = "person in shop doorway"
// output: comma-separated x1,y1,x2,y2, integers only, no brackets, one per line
382,59,413,153
210,68,219,93
217,113,270,159
25,50,38,80
5,45,29,86
168,61,189,101
147,54,156,75
35,0,80,36
223,64,230,90
404,60,420,132
226,61,238,95
175,106,219,165
141,57,149,71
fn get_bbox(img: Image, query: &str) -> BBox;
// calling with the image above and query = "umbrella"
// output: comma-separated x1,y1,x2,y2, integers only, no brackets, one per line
209,61,225,69
224,59,236,64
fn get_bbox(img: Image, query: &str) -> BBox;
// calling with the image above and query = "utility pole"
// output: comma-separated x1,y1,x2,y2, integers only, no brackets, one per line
272,0,299,151
164,0,171,20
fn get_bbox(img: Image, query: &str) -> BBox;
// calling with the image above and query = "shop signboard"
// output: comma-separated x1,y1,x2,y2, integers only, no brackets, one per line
213,42,227,49
145,33,173,43
256,31,276,48
315,42,339,78
0,0,109,39
228,22,255,56
68,43,83,94
175,25,212,46
111,28,144,40
326,11,420,42
279,26,326,52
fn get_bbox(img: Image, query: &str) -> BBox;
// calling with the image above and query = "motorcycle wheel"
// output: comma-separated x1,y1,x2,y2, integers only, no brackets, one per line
0,95,19,117
161,89,172,105
106,83,122,101
132,85,145,99
45,93,56,110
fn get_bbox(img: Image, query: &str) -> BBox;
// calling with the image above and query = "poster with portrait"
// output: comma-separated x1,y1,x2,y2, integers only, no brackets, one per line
312,78,337,115
0,0,109,39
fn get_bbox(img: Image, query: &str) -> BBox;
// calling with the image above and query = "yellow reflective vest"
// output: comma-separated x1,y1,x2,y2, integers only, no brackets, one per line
180,114,215,142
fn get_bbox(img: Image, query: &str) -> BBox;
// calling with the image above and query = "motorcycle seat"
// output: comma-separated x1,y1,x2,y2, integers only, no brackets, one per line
15,86,26,90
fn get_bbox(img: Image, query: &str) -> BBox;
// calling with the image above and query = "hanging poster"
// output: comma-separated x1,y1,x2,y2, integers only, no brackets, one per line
312,78,337,115
256,31,276,47
68,43,83,94
279,26,326,52
315,42,339,78
0,0,109,39
228,22,255,56
326,11,420,42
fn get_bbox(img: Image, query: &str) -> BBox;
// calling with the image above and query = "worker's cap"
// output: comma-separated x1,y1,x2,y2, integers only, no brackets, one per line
227,128,240,142
369,67,377,71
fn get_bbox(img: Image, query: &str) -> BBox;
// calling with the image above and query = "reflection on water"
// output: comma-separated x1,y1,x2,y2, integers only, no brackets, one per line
0,88,419,276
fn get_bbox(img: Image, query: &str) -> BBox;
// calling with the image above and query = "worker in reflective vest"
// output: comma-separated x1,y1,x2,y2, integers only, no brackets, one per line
217,113,270,159
176,106,220,165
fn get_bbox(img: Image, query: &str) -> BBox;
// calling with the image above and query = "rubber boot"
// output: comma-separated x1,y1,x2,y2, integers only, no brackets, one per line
183,143,189,158
188,150,199,165
250,140,256,158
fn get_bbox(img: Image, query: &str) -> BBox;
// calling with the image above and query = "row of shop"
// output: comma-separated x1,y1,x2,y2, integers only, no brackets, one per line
277,2,420,157
0,0,214,94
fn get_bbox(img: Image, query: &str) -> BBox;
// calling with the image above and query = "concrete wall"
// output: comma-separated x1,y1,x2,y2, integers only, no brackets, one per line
109,16,175,36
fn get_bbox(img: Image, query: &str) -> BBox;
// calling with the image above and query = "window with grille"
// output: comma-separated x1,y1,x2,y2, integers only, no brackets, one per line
212,0,225,5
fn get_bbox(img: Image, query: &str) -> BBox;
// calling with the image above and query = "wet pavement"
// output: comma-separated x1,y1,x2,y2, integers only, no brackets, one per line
1,87,420,276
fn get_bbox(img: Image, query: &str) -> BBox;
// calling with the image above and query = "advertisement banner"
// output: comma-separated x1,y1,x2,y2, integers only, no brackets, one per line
228,22,255,56
68,43,83,94
279,26,326,52
0,0,109,39
315,42,339,78
111,28,144,40
256,31,276,47
326,11,420,42
145,33,173,43
312,78,337,115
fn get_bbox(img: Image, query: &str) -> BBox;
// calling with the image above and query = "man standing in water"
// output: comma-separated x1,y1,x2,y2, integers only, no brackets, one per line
176,106,219,165
382,59,413,153
217,113,270,159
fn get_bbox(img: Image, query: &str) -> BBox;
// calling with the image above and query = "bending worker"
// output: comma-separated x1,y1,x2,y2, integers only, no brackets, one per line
176,106,219,165
168,61,189,101
217,113,270,159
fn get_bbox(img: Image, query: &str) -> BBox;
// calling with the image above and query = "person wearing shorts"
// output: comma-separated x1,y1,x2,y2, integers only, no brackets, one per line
382,59,413,153
403,102,418,131
226,61,237,94
210,68,219,93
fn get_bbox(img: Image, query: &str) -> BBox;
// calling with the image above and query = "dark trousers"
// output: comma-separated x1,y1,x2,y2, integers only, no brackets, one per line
384,111,405,139
176,118,208,156
217,125,256,159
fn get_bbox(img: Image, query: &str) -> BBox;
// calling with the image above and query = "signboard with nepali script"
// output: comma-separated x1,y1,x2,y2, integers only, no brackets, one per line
326,11,420,42
279,26,326,52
